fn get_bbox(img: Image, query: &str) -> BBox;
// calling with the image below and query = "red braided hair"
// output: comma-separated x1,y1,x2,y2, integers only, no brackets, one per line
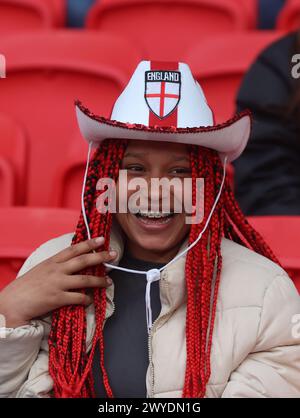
182,145,280,397
48,139,280,398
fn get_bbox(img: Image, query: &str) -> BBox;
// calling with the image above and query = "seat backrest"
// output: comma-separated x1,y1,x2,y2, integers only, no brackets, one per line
0,207,79,290
0,0,64,33
0,112,28,205
277,0,300,31
50,133,88,209
248,216,300,292
48,0,67,26
0,159,14,207
185,31,284,123
232,0,257,28
86,0,251,61
0,31,142,206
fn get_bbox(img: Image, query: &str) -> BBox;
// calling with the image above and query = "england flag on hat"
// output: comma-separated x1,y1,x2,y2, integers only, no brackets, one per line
144,63,181,121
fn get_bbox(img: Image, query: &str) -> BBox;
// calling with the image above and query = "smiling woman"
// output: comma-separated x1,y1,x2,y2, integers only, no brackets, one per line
114,140,193,263
0,60,299,399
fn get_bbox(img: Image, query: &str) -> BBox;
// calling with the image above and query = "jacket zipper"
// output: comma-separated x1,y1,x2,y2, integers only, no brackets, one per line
106,283,163,398
147,309,160,398
106,282,156,397
102,277,176,398
147,270,177,398
104,293,115,322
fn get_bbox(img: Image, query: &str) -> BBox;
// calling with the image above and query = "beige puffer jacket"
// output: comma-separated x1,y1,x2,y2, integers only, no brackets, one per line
0,229,300,398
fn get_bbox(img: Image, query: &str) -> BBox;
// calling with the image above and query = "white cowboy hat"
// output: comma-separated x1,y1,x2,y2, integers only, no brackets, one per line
75,60,251,162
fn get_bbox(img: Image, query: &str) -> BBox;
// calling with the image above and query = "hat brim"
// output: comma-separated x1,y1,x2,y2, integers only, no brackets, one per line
75,101,252,163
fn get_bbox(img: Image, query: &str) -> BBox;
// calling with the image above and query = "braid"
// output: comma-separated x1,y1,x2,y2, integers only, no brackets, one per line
49,140,280,398
183,146,225,397
48,138,128,398
182,146,280,398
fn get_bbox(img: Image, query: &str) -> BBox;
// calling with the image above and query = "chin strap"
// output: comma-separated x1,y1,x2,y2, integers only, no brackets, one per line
81,141,228,333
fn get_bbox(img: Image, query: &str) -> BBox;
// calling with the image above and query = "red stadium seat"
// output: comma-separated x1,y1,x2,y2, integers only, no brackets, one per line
0,158,14,207
248,216,300,292
86,0,252,61
0,113,28,205
0,0,65,33
49,0,67,26
232,0,258,28
0,207,79,290
185,31,284,123
277,0,300,31
0,31,142,206
50,134,88,209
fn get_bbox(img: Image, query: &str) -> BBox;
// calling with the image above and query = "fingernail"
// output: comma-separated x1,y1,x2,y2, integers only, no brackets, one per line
95,237,104,244
109,250,117,257
106,277,113,285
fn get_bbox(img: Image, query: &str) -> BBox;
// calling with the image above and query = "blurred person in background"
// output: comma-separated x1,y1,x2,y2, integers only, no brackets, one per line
234,31,300,215
259,0,286,28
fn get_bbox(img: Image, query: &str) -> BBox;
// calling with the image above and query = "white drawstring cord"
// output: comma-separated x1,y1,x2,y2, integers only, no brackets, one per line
81,141,227,333
81,141,93,241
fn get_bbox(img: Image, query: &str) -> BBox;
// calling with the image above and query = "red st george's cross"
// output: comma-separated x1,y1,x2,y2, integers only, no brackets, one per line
145,81,180,119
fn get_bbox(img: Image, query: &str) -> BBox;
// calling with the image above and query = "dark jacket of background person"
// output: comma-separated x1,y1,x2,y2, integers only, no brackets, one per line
233,32,300,215
67,0,96,27
259,0,285,29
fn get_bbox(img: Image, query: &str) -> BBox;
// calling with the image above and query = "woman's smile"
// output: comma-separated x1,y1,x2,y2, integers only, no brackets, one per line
131,210,178,231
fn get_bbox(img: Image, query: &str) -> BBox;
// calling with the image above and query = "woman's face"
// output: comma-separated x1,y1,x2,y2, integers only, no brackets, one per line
114,139,192,262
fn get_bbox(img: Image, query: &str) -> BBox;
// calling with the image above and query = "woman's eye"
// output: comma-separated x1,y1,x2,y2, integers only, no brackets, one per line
170,168,191,175
126,165,145,172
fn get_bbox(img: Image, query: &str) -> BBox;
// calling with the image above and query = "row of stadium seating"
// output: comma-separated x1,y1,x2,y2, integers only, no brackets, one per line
0,30,284,208
0,0,299,34
0,207,299,292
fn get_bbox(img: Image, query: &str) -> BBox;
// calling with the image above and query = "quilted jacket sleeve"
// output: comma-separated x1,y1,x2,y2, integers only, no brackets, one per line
222,274,300,398
0,249,45,398
0,321,44,397
0,234,73,398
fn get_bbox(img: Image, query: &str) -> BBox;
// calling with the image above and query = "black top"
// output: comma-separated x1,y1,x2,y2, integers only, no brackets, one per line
234,32,300,215
92,251,164,398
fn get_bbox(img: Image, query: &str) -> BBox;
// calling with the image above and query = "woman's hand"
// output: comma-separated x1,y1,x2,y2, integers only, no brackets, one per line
0,237,117,328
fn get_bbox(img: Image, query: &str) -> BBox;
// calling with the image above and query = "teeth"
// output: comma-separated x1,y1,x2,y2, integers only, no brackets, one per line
138,211,172,218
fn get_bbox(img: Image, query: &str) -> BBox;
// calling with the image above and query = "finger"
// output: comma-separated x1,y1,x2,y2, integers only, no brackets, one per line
50,237,105,263
62,275,112,290
62,292,93,307
62,250,117,275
